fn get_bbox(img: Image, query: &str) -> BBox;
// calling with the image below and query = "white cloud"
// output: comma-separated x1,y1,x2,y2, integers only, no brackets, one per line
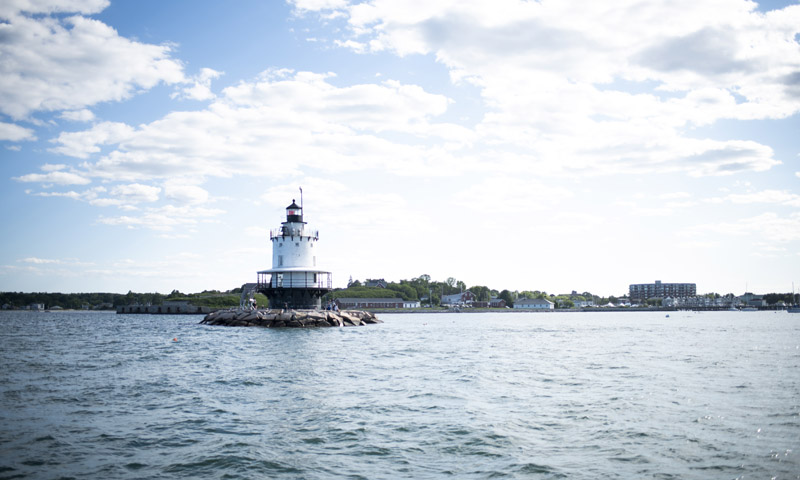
172,68,223,101
2,251,222,288
35,0,793,190
10,1,798,255
18,256,94,267
164,183,209,205
0,5,185,120
96,204,225,231
0,0,109,18
659,192,692,200
84,183,161,207
682,212,800,244
59,109,95,122
13,168,91,185
296,0,798,176
0,121,36,141
41,163,68,172
289,0,350,13
451,175,573,213
109,183,161,204
714,189,800,207
49,122,135,158
334,39,366,53
258,177,417,233
19,257,61,264
681,140,778,177
42,70,467,184
33,185,105,202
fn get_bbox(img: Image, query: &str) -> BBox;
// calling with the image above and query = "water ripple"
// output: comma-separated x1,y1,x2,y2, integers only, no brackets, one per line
1,311,799,479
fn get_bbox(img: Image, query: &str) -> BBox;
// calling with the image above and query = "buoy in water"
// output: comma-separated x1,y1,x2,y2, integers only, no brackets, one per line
173,337,178,342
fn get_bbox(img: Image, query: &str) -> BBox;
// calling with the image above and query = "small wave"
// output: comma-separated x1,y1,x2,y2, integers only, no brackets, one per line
513,462,564,477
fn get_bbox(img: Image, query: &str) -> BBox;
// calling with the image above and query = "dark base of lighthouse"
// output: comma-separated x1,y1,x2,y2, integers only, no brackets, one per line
258,286,330,310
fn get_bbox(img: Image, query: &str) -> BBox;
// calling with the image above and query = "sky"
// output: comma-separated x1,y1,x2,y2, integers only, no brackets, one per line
1,0,799,297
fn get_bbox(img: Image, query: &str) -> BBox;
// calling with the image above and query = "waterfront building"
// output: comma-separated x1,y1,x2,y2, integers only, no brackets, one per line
629,280,696,301
257,199,332,309
663,295,740,308
514,298,555,310
365,278,388,288
737,293,765,306
490,297,507,308
442,291,476,306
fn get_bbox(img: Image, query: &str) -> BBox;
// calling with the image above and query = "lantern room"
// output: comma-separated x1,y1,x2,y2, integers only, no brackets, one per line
284,200,304,224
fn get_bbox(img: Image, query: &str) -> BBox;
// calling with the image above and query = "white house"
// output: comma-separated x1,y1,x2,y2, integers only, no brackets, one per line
514,298,555,310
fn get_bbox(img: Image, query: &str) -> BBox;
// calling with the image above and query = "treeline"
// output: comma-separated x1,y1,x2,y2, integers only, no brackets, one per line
325,274,616,308
1,291,122,310
3,281,795,310
325,275,474,305
325,275,799,308
762,293,798,305
0,288,245,310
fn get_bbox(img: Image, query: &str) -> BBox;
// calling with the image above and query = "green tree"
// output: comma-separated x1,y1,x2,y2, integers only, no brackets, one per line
557,299,575,309
468,286,491,302
499,289,514,307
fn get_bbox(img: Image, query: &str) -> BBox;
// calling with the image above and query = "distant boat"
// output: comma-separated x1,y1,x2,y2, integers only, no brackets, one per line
740,307,757,312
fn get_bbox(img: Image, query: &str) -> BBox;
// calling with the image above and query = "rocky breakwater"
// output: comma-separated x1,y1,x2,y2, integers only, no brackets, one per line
201,308,381,328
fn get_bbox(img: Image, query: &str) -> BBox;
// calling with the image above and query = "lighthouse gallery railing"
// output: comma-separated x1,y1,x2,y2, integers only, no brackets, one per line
257,271,332,290
269,228,319,240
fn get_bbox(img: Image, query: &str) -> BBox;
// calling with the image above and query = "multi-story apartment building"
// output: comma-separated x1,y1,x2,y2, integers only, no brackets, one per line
629,280,696,301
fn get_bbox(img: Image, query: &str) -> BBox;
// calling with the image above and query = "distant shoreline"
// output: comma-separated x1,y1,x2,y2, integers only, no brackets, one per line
373,306,781,313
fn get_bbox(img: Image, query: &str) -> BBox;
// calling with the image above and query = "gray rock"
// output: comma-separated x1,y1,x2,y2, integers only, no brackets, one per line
201,308,381,328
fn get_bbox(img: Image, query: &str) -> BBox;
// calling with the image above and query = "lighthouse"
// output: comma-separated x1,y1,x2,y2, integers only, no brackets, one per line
256,197,332,309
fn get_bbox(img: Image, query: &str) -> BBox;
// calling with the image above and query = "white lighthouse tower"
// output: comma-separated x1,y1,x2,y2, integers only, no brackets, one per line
256,196,332,309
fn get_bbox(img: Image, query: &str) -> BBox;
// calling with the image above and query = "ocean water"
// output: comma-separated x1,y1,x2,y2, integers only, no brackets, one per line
0,310,798,479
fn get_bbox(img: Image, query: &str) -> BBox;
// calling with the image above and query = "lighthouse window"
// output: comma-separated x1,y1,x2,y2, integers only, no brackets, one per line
278,255,283,266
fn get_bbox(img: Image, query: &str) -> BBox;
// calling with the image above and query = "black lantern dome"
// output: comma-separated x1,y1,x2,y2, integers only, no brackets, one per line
283,200,304,224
